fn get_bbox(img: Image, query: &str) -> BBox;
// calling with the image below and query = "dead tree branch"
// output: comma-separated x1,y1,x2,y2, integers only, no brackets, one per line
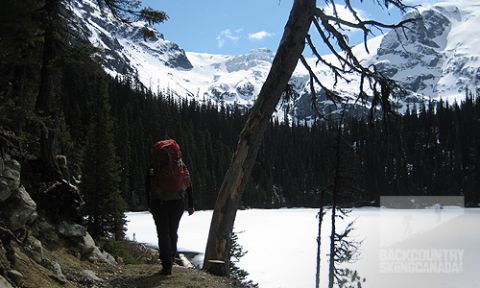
302,1,415,119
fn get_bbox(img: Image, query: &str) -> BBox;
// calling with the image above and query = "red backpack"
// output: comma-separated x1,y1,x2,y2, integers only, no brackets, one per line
150,139,191,197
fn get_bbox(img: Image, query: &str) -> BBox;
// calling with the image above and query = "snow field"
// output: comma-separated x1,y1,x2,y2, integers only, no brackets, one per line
127,207,480,288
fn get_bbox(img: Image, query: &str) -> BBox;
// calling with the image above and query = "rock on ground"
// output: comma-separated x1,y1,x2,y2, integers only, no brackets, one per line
0,275,14,288
78,269,103,284
58,221,86,238
0,155,20,202
5,186,38,231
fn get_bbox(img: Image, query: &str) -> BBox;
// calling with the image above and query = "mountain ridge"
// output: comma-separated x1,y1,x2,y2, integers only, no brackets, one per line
69,0,480,120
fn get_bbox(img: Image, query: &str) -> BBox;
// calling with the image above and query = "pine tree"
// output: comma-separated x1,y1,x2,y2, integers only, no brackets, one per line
0,0,43,135
97,0,168,41
81,76,127,240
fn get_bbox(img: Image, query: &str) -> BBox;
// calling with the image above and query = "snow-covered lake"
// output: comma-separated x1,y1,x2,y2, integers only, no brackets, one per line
126,207,480,288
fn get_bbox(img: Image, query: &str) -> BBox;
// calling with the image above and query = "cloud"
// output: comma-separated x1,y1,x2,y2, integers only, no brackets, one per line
216,28,242,48
321,4,368,36
248,31,274,41
403,0,439,5
401,0,442,11
323,3,367,24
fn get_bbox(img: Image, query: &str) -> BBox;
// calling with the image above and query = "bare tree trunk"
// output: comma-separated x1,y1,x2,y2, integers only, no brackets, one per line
328,120,344,288
203,0,315,276
328,201,336,288
315,189,326,288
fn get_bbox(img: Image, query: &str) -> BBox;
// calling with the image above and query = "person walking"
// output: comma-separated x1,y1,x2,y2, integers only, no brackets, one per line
146,139,194,275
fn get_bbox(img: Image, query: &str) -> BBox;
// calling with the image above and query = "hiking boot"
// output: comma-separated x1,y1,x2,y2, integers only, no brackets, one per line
160,268,172,275
173,255,182,266
161,258,173,275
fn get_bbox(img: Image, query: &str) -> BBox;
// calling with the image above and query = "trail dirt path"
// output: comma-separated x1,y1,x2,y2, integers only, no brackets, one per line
15,248,241,288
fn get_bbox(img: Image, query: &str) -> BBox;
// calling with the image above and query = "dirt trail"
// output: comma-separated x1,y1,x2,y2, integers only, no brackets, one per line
14,247,241,288
109,264,237,288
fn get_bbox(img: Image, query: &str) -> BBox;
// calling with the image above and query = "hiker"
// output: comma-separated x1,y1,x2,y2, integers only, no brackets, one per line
146,139,195,275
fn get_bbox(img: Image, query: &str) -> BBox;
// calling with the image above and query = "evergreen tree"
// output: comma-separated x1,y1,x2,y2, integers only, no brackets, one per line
81,76,127,240
0,0,43,135
97,0,168,40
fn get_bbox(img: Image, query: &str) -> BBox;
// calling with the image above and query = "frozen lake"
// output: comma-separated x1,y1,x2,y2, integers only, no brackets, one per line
126,207,480,288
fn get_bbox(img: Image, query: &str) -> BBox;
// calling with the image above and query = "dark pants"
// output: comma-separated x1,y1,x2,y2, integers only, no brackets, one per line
150,199,184,270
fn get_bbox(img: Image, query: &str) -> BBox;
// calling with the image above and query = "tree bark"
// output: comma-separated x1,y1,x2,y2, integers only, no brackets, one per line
203,0,315,276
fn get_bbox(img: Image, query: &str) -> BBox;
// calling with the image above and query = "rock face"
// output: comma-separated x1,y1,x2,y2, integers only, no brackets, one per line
225,48,274,73
0,155,20,202
32,218,60,247
371,3,478,101
0,151,39,287
0,148,117,288
67,0,192,78
1,152,38,233
58,221,87,238
4,186,38,231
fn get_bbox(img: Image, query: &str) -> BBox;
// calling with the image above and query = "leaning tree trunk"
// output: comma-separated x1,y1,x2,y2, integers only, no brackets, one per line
203,0,315,276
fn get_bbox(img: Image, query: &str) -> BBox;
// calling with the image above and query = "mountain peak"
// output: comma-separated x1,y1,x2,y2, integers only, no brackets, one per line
248,48,274,56
70,0,480,119
68,0,192,77
372,2,480,103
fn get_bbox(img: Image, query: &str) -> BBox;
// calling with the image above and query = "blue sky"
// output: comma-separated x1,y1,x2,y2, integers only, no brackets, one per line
143,0,430,56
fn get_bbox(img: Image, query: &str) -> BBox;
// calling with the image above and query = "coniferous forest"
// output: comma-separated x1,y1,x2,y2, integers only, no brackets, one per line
104,79,480,210
1,0,479,217
3,1,480,287
3,31,480,213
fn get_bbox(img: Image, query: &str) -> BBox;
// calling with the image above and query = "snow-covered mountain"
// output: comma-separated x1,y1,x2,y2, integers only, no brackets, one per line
372,1,480,103
68,0,480,120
